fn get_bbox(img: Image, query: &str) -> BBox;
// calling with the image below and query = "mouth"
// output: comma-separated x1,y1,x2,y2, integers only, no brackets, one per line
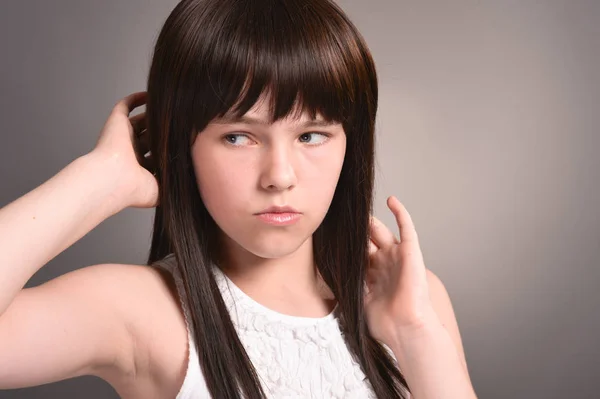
255,212,302,226
255,205,300,214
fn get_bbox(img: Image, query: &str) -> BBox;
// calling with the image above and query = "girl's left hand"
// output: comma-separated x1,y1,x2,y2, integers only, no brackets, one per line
364,195,441,347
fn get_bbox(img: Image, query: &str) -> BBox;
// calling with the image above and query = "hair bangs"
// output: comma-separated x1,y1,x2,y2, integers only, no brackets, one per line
188,0,368,130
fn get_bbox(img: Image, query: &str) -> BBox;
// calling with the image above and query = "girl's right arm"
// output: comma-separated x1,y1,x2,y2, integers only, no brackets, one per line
0,92,159,390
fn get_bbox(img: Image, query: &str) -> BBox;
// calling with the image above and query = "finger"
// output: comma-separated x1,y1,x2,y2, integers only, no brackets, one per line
388,196,419,245
134,131,150,158
365,267,378,292
125,91,148,113
129,112,147,136
369,214,398,249
134,133,155,172
368,238,378,256
114,91,147,116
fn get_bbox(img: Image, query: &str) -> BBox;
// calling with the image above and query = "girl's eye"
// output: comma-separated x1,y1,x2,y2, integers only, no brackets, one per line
222,132,330,147
298,132,329,146
223,134,253,146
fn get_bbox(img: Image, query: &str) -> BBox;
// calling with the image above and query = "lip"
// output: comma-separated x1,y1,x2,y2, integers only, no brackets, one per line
256,212,302,226
255,205,300,214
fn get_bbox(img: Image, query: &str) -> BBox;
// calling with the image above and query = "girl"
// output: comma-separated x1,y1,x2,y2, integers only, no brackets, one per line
0,0,476,398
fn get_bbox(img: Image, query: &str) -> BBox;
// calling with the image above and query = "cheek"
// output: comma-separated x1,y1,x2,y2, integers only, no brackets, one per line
298,153,345,222
305,149,345,193
193,154,251,220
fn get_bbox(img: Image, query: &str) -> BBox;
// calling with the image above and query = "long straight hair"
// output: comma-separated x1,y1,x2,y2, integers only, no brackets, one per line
144,0,409,397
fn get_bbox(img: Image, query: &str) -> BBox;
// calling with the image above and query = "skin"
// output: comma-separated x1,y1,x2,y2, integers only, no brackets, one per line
191,94,346,317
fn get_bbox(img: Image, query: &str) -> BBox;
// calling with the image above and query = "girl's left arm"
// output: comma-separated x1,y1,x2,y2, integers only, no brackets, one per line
365,196,477,398
389,270,477,399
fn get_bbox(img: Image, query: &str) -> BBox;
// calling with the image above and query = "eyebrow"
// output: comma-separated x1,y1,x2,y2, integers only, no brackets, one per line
211,115,339,128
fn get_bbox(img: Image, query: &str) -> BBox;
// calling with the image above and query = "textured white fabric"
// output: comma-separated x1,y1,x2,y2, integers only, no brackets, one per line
153,254,409,399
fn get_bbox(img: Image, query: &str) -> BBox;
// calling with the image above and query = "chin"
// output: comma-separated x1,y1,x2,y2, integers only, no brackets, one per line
216,218,316,260
242,240,303,259
231,230,309,259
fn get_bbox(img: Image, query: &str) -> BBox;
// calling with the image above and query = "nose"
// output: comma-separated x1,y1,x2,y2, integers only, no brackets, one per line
259,144,298,191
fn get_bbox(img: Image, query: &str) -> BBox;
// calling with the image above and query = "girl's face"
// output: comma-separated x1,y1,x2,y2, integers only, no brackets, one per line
191,97,346,260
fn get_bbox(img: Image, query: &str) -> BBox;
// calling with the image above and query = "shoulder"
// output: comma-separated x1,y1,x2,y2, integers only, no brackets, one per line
425,269,471,376
84,262,189,398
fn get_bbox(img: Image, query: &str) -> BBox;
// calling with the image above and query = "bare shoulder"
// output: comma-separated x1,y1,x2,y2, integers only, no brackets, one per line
425,269,472,379
90,262,189,399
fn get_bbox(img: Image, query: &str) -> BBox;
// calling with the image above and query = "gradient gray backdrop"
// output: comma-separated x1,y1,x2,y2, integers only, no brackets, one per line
1,0,599,398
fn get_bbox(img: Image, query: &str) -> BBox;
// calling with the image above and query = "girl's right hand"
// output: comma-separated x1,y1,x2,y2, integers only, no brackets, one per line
89,91,159,209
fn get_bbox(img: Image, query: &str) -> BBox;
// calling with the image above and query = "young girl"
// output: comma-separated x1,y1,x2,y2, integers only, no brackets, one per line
0,0,476,398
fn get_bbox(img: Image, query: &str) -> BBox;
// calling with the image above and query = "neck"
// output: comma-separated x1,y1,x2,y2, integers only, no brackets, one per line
216,233,336,318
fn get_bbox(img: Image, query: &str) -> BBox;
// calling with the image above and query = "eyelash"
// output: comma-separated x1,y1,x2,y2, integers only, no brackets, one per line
222,132,331,147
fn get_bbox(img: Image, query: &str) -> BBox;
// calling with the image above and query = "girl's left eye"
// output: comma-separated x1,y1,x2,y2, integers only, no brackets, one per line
298,132,329,146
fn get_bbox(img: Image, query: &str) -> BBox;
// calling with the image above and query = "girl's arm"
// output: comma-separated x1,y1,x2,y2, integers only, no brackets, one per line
390,321,477,399
0,155,136,389
0,154,124,317
367,199,476,398
0,92,157,390
389,270,476,398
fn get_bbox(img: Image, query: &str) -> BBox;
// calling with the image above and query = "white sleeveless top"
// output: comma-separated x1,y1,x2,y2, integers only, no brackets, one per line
152,254,409,399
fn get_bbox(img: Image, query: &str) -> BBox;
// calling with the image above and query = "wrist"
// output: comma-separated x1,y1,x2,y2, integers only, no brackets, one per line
76,152,133,215
391,316,447,350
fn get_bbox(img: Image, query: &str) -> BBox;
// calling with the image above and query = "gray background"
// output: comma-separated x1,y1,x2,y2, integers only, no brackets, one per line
1,0,599,398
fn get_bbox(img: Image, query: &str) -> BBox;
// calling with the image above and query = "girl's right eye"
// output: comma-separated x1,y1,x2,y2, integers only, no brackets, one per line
222,134,253,146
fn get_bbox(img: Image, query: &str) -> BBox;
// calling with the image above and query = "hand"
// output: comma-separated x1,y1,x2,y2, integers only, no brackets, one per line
89,91,159,209
364,196,440,347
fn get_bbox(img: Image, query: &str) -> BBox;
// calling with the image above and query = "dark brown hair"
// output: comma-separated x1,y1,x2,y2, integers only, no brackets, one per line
145,0,409,397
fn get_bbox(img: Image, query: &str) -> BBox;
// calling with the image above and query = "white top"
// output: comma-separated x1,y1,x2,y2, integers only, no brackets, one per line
153,254,409,398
